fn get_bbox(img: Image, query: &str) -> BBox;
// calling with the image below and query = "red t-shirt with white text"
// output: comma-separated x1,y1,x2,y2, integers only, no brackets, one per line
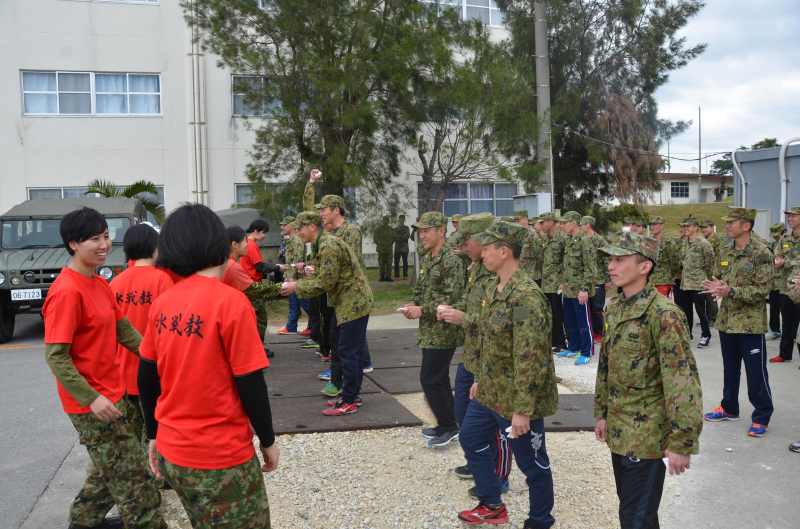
140,274,269,470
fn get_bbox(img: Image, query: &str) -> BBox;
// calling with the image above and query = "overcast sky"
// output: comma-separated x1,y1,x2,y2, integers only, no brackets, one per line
654,0,800,173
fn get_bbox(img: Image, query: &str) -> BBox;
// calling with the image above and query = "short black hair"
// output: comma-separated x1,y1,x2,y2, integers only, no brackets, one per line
123,224,159,261
156,204,228,277
246,219,269,233
60,207,108,256
227,225,246,245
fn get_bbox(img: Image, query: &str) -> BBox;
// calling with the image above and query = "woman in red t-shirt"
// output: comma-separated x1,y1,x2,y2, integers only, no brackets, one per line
42,207,165,528
139,204,279,528
111,224,173,444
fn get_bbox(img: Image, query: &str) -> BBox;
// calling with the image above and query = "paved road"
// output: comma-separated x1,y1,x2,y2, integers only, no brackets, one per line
1,314,76,529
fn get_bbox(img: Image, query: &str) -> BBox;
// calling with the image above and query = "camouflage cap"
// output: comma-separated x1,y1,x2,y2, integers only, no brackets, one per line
649,216,665,225
600,232,659,262
562,211,582,223
513,210,529,220
680,216,699,226
538,211,556,221
770,222,786,234
295,210,322,226
315,194,347,213
413,211,447,229
700,219,716,227
500,215,517,222
624,215,645,226
785,206,800,215
280,215,296,225
580,215,595,226
451,213,494,246
451,214,463,223
720,208,756,223
475,220,528,249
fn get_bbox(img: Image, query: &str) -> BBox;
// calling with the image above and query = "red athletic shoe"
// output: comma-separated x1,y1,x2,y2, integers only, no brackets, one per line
458,503,509,525
325,397,363,407
299,328,312,337
277,327,294,335
320,354,332,362
769,356,786,363
321,402,359,416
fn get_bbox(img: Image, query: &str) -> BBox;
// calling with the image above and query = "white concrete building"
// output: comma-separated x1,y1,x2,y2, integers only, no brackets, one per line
644,172,733,205
1,0,517,259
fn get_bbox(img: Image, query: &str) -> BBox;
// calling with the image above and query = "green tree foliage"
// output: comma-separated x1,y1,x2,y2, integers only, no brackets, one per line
84,179,165,223
496,0,706,208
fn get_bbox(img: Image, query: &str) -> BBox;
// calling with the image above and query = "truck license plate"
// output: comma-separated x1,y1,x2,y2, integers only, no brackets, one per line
11,288,42,301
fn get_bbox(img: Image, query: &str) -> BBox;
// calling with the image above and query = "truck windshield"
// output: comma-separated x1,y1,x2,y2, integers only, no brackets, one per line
1,217,131,249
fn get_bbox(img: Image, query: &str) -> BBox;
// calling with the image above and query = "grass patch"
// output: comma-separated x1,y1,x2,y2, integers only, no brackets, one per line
643,203,732,235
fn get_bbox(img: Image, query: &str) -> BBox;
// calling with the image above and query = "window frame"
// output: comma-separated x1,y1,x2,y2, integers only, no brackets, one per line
670,181,690,199
21,70,162,117
421,180,519,216
95,0,160,5
420,0,505,28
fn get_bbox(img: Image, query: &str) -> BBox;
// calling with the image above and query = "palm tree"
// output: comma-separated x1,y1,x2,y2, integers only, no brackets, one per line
85,179,165,223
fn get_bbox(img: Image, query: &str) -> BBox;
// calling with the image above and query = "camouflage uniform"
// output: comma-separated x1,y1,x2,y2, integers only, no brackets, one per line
702,221,722,324
679,225,715,340
68,398,166,529
393,220,411,278
774,222,800,359
460,221,556,528
708,208,774,426
561,211,598,357
541,218,567,349
413,211,466,433
160,455,270,529
373,216,395,281
520,229,544,283
767,223,786,336
283,233,305,281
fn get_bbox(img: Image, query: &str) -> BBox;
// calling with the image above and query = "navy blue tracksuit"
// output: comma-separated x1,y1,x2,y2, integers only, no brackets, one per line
719,332,774,424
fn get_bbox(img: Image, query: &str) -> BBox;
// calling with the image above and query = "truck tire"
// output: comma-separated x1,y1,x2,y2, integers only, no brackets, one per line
0,303,15,343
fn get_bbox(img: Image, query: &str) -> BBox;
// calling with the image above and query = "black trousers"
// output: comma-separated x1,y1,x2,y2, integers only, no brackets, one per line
768,290,782,333
612,453,665,529
590,284,606,337
394,251,409,278
677,290,711,339
545,292,566,349
420,348,457,432
778,293,800,360
308,296,322,344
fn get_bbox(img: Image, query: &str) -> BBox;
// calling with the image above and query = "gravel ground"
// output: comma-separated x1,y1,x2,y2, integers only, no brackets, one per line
553,352,599,394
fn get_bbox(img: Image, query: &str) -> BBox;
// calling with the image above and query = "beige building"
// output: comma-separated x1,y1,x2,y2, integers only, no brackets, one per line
1,0,517,257
644,172,734,205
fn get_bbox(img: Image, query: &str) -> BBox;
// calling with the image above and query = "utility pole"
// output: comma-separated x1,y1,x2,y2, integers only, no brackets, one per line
698,106,702,202
534,1,554,210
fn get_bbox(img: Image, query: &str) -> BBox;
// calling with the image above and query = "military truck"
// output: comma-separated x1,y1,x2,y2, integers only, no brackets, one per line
0,197,145,342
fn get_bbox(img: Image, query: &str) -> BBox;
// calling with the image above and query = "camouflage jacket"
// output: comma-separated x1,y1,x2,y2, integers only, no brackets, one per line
373,223,394,253
295,231,373,324
414,246,467,348
706,232,723,260
475,270,558,420
541,233,565,293
681,237,714,291
456,261,494,374
562,234,598,297
774,230,800,294
770,239,782,291
649,235,674,286
594,286,703,459
520,230,544,281
283,235,306,280
715,237,773,334
588,232,609,284
393,225,411,253
331,222,363,266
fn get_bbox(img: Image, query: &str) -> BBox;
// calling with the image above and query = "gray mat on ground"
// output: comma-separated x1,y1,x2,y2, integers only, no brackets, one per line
271,393,422,435
365,365,458,394
543,394,595,432
265,370,380,398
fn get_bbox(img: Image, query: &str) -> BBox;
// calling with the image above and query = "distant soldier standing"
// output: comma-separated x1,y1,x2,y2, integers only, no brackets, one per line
678,217,715,347
520,214,544,287
557,211,598,365
701,220,721,325
401,212,467,448
771,206,800,362
766,222,786,340
582,215,608,340
540,213,567,351
393,214,412,279
648,216,677,297
373,215,395,281
595,232,703,529
702,208,773,438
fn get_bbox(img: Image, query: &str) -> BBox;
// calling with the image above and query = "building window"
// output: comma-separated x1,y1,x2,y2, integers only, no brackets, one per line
22,71,161,116
670,181,689,198
420,0,504,27
26,185,164,223
419,181,518,216
232,75,281,117
97,0,159,4
27,188,63,200
235,183,261,207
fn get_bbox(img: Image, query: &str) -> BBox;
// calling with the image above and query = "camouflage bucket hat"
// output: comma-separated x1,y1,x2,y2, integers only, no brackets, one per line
513,210,529,220
784,206,800,215
562,211,582,223
280,215,296,225
413,211,447,229
295,210,322,226
680,216,699,226
599,232,659,263
649,216,665,225
721,208,756,223
475,220,527,248
315,194,347,213
580,215,595,226
700,219,716,227
500,216,517,222
459,212,495,238
624,215,645,226
771,222,786,234
538,212,556,221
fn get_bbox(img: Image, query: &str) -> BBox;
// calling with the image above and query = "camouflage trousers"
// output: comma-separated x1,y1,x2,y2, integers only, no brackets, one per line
245,284,270,345
160,455,271,529
67,398,166,529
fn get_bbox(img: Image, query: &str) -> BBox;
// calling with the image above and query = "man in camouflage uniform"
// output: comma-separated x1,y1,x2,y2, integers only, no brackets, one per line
557,211,598,365
647,216,677,297
401,212,467,447
594,231,702,529
393,214,412,279
451,214,463,232
677,216,715,346
624,215,646,235
539,213,567,351
701,208,774,437
767,222,786,340
437,214,512,492
513,210,529,228
457,221,557,529
373,215,395,281
582,215,608,340
520,214,544,287
278,216,311,334
701,219,722,325
771,207,800,362
282,211,374,415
